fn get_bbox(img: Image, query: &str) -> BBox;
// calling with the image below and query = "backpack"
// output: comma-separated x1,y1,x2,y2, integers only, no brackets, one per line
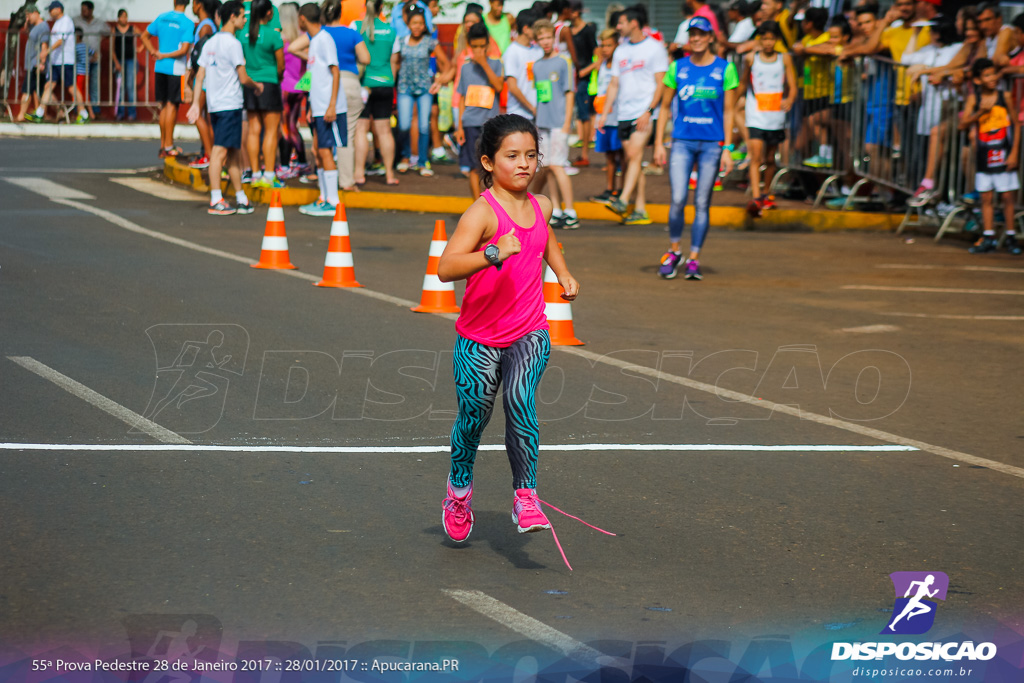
190,32,212,72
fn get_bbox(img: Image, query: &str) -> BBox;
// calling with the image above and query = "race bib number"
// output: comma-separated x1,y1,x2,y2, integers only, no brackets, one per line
536,79,553,103
987,149,1007,167
593,94,606,113
465,84,495,109
755,92,783,112
295,71,311,92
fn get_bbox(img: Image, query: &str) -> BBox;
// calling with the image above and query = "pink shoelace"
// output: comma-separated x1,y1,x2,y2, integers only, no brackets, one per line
531,495,616,571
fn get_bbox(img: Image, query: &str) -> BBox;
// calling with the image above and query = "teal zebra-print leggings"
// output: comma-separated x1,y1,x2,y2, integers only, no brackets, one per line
450,329,551,490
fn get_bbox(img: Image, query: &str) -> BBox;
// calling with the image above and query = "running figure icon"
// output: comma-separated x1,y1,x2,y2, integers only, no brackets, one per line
886,574,940,633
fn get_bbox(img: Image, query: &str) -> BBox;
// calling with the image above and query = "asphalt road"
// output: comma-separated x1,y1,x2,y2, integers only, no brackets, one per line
0,137,1022,681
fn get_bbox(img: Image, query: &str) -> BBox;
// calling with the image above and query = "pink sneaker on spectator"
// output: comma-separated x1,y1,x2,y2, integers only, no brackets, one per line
443,480,474,542
512,489,551,533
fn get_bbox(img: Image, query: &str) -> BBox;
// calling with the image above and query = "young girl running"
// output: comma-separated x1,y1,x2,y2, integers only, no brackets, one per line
437,114,611,568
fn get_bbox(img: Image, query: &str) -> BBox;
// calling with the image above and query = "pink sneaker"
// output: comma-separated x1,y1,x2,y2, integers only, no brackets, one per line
513,488,617,571
513,488,551,533
443,480,474,542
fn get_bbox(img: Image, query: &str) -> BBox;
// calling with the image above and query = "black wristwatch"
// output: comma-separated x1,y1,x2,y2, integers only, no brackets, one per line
484,244,502,269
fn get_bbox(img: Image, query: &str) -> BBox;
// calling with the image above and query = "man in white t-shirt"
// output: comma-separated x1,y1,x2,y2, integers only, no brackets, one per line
38,1,84,120
188,0,261,215
503,11,543,120
299,1,347,217
596,5,668,225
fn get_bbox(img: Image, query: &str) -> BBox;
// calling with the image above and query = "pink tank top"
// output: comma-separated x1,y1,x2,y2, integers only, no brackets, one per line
455,190,550,347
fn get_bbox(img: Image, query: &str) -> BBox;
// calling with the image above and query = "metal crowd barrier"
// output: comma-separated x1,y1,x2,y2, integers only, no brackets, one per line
2,28,162,122
761,50,1024,244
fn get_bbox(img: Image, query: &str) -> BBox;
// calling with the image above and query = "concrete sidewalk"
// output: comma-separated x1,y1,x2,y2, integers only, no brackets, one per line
162,155,904,232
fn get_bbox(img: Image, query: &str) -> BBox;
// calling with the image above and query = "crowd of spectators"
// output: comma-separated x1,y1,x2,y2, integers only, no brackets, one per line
5,0,1024,253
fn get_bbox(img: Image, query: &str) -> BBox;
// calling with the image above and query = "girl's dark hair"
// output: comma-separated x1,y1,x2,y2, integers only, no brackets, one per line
201,0,219,19
117,7,127,16
219,0,243,26
478,115,540,189
249,0,271,44
1012,12,1024,32
756,19,781,37
321,0,341,24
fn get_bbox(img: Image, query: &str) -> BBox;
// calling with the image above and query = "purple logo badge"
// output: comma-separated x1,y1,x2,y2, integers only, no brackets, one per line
881,571,949,635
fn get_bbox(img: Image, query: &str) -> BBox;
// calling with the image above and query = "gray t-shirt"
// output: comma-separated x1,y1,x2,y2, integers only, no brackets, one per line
26,21,51,70
456,57,502,128
74,14,105,54
532,54,572,131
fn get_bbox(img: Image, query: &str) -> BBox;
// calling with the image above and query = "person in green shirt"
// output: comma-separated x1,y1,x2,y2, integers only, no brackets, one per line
484,0,514,53
354,0,399,185
243,0,285,187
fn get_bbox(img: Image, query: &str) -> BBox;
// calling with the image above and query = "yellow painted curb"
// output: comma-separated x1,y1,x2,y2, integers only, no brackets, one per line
163,158,898,231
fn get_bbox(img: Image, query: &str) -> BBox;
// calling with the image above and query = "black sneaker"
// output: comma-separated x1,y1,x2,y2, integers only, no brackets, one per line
969,236,998,254
1004,234,1023,255
241,169,253,184
549,213,566,229
560,214,580,229
235,201,255,215
590,189,618,206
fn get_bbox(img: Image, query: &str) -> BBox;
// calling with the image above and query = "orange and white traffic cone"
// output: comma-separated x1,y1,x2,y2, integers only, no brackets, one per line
252,191,296,270
543,245,583,345
411,219,459,313
315,202,362,288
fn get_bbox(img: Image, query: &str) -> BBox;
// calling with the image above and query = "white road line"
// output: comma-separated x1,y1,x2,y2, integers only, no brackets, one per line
44,197,1024,480
880,312,1024,321
843,285,1024,296
3,176,96,199
0,443,919,453
7,357,190,445
877,264,1024,275
557,347,1024,481
840,324,900,333
0,167,161,174
442,590,607,666
51,198,432,313
110,177,202,201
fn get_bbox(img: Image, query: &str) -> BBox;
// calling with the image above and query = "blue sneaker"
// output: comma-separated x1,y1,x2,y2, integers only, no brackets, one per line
299,200,336,217
684,259,703,280
659,251,683,279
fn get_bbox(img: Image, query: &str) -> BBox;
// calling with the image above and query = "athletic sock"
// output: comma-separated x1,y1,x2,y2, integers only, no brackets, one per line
236,190,248,205
210,189,223,204
920,178,935,190
821,144,833,159
552,207,564,218
450,482,470,498
565,208,578,218
324,170,339,206
317,169,326,202
983,231,996,236
34,106,44,116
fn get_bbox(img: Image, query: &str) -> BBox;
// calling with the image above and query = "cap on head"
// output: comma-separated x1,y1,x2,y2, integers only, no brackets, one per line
47,0,64,10
688,16,713,33
24,2,40,12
